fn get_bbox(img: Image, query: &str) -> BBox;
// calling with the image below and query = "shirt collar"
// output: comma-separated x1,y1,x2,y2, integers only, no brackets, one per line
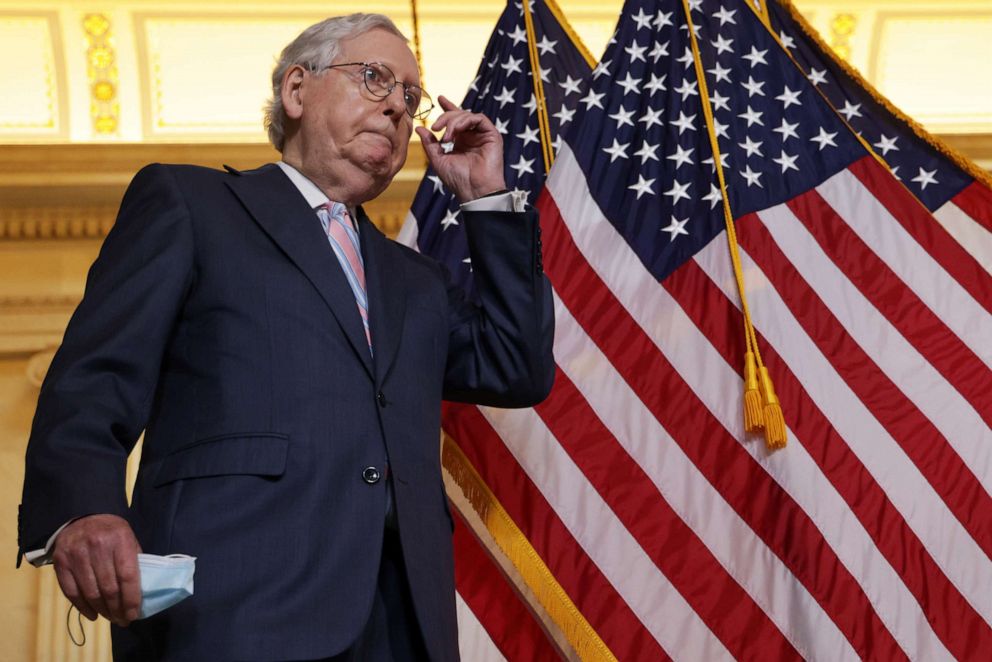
276,161,329,210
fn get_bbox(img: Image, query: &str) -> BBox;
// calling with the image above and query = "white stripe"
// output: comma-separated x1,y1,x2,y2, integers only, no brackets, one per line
550,293,861,661
817,169,992,371
755,196,992,497
477,404,734,662
693,220,992,630
397,211,421,250
456,592,508,662
933,199,992,275
546,144,956,660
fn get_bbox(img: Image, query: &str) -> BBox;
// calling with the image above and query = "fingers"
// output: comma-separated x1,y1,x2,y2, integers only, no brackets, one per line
437,95,459,112
115,543,143,623
52,514,142,627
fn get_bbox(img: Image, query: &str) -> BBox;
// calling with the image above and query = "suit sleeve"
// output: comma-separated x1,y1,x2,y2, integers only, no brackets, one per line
441,208,555,408
18,164,195,560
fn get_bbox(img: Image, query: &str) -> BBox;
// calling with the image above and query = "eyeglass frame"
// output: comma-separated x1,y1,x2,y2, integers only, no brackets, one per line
308,61,434,120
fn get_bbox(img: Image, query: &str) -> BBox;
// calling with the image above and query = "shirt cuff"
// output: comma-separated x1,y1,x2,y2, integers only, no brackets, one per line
459,191,527,214
23,519,76,567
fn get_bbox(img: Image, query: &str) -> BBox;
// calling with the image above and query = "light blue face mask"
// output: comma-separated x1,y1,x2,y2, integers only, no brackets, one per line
67,553,196,646
137,553,196,619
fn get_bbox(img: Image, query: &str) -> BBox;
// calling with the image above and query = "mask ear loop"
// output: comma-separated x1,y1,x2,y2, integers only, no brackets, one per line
66,604,86,646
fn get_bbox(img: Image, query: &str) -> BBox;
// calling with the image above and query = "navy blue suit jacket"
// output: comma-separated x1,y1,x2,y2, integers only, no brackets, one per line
18,162,554,660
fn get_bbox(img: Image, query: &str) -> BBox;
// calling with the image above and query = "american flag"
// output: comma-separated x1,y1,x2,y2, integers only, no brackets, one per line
410,0,992,658
399,1,595,658
765,0,992,276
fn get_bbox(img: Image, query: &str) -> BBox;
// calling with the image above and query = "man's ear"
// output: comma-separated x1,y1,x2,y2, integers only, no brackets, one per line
281,64,307,120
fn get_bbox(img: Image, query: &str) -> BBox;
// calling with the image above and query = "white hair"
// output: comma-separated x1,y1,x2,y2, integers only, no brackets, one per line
264,13,406,152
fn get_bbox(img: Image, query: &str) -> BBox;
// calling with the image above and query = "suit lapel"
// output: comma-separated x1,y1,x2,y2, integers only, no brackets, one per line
225,164,374,379
356,206,406,386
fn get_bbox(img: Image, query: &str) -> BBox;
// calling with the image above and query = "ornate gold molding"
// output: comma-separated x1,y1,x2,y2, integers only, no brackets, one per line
83,13,120,136
829,12,857,61
0,207,115,240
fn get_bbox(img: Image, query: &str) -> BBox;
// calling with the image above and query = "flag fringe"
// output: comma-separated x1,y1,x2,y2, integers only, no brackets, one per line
772,0,992,190
441,433,618,662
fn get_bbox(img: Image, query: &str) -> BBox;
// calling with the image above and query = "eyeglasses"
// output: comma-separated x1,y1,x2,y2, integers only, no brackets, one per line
311,61,434,120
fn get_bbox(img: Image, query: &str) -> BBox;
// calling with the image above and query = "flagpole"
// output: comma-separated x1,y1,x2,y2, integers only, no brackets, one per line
680,0,788,449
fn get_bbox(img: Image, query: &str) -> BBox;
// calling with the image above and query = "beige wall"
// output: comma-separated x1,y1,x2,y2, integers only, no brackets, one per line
1,1,991,660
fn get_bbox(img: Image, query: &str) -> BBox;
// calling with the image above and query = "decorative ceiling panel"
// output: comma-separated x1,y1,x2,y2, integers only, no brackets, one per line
0,12,66,139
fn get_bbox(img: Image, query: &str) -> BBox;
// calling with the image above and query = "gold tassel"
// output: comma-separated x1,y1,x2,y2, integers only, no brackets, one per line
744,351,764,432
759,367,788,449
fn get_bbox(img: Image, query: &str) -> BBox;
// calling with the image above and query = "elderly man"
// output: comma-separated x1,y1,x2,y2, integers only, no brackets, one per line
18,13,554,661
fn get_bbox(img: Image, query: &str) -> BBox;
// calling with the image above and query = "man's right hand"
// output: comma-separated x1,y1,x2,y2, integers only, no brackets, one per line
52,514,142,626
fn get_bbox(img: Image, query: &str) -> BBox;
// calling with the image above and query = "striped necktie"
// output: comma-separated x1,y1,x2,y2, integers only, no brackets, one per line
316,202,371,351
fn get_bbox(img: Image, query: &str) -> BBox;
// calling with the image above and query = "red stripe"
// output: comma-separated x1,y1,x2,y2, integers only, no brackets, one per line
534,368,802,660
847,156,992,315
738,212,992,563
453,512,561,661
951,181,992,233
785,187,992,428
443,402,668,661
726,218,992,658
537,191,906,660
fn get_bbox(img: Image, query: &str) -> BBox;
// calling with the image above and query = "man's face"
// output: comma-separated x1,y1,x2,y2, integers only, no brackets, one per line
294,28,417,204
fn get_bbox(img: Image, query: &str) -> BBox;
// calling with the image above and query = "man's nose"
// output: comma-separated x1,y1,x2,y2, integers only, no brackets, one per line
381,85,407,119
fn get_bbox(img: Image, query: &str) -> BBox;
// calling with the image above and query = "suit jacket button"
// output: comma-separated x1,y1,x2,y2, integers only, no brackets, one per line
377,391,386,407
362,466,381,484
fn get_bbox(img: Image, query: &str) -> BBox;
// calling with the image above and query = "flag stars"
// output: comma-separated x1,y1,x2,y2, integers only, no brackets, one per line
773,151,800,173
645,73,668,95
649,41,670,62
713,118,729,139
631,7,653,30
654,10,674,30
667,144,694,168
704,152,729,168
808,68,828,86
779,31,796,50
708,62,732,84
675,78,699,100
739,135,763,157
522,94,538,114
602,138,630,162
676,47,694,68
703,183,723,208
552,105,575,126
742,46,768,67
592,59,612,79
628,174,656,199
494,118,510,135
634,141,660,162
616,72,642,96
672,111,697,134
493,86,516,108
711,90,730,111
427,175,444,193
738,105,764,127
510,155,535,178
839,101,862,120
874,134,899,156
560,75,583,96
536,35,558,55
741,165,764,188
811,127,838,150
712,34,734,55
664,180,692,204
742,75,766,97
506,25,527,46
776,86,802,108
501,55,523,76
639,106,664,130
609,106,636,128
663,216,690,240
440,208,459,230
581,88,606,110
774,118,800,141
516,126,540,147
714,6,737,26
625,40,648,63
912,167,938,190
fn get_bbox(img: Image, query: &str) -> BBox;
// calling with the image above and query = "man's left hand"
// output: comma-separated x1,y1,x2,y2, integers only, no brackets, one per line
415,96,507,203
